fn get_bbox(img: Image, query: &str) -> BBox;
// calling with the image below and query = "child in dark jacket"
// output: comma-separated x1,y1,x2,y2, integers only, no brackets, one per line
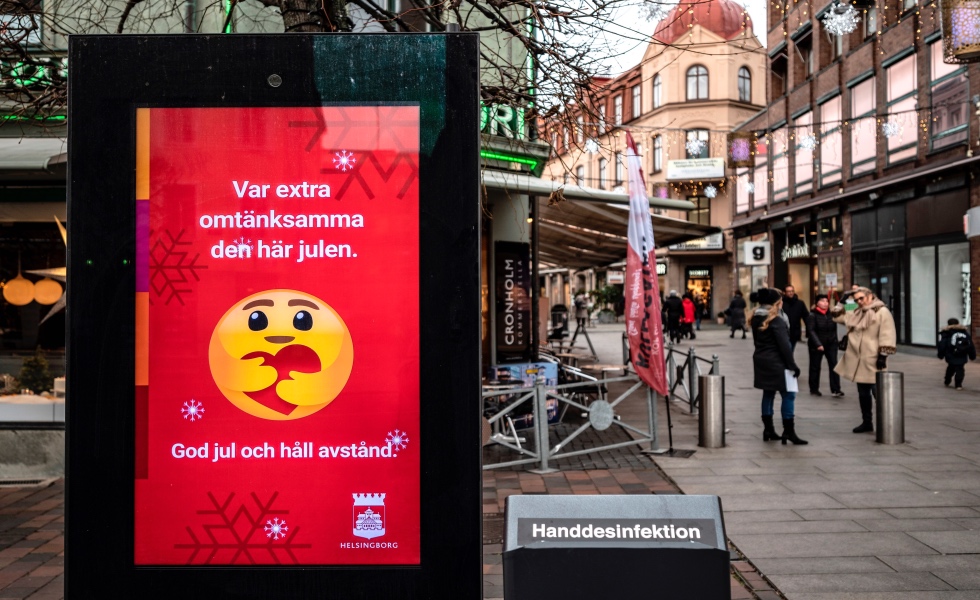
938,318,976,390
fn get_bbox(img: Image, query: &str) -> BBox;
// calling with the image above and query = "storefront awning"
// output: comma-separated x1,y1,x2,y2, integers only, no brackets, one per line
482,169,696,211
0,138,67,181
535,196,721,270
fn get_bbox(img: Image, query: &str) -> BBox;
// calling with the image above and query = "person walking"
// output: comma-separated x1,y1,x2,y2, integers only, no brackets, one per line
694,292,705,332
727,290,747,339
832,287,897,433
806,294,844,397
573,292,590,330
781,285,808,351
681,292,696,340
750,288,807,445
663,290,683,344
938,318,976,390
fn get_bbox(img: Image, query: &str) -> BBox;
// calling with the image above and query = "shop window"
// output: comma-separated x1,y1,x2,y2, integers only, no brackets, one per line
771,127,788,201
652,74,662,108
614,95,623,126
631,84,641,119
929,41,969,150
738,67,751,103
813,216,843,252
794,111,813,194
686,65,708,100
885,53,917,164
685,129,709,159
598,158,607,188
688,196,710,226
849,77,877,177
910,243,970,346
819,95,842,187
652,135,662,173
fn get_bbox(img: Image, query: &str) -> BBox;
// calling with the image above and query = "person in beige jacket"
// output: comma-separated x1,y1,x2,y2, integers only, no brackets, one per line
832,287,897,433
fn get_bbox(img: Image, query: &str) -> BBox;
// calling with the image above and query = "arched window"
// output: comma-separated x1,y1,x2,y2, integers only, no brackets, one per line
738,67,751,103
652,74,662,109
686,65,708,100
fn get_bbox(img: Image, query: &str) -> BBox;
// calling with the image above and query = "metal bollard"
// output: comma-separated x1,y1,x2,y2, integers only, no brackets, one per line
697,375,725,448
688,347,699,414
876,371,904,444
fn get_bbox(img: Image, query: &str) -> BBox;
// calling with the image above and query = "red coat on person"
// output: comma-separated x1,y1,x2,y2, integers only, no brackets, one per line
681,298,696,324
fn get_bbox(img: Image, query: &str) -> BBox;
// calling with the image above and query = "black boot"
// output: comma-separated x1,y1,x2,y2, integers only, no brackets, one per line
853,393,874,433
781,418,808,445
730,331,734,338
761,416,780,442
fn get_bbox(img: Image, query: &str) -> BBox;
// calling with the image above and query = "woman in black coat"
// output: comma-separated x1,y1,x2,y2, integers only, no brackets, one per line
750,288,807,445
727,290,747,339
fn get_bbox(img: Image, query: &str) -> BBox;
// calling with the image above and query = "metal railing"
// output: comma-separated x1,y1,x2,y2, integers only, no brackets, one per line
483,373,658,472
665,343,720,414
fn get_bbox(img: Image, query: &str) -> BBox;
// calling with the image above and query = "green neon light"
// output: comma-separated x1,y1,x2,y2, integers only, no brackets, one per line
480,150,539,169
0,115,66,122
223,0,233,33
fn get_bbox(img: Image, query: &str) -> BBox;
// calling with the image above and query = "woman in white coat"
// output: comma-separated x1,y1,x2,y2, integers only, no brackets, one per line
832,287,897,433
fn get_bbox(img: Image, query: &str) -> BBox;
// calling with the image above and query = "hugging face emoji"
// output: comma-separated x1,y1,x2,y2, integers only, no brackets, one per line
208,290,354,420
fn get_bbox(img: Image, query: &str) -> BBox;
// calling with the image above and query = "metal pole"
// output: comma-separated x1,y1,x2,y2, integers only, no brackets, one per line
698,375,725,448
876,371,904,445
711,354,720,375
529,383,558,473
688,347,698,414
642,386,660,454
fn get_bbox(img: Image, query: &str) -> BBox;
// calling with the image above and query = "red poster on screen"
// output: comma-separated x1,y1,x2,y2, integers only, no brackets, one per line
133,107,420,565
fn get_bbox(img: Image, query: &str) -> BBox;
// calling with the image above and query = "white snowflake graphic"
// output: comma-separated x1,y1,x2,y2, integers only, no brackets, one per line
882,121,902,139
264,517,289,540
181,399,204,422
232,237,253,259
333,150,356,172
386,429,410,451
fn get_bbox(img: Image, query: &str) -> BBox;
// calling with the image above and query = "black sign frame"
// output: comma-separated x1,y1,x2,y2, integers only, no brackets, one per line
67,34,481,598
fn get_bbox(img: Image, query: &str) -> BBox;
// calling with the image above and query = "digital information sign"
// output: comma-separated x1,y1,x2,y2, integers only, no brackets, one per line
134,106,421,565
68,35,480,598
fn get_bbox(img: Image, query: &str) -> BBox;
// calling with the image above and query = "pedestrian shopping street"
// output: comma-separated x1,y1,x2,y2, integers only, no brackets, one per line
485,323,980,599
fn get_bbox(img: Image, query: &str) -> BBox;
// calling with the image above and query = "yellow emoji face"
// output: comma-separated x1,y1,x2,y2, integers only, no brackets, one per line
208,289,353,420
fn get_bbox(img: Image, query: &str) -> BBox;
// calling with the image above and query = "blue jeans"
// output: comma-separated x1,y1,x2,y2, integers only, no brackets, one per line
761,389,796,420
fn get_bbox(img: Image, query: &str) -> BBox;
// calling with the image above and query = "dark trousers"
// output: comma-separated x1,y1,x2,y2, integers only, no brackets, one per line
857,382,876,424
808,345,841,393
944,363,965,387
667,316,681,342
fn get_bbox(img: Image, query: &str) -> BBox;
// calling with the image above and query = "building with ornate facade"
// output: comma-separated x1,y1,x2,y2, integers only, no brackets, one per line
542,0,766,319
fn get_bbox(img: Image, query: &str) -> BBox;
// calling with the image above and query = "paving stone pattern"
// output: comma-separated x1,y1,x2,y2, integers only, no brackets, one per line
0,479,63,600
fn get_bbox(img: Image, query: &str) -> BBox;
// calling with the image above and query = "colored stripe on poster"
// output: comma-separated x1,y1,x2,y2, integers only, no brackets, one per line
135,385,148,479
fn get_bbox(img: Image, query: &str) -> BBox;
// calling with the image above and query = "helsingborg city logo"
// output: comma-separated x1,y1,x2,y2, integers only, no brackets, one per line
352,493,386,539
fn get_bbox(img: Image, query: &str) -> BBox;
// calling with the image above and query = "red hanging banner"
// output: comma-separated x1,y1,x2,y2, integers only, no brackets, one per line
624,132,669,396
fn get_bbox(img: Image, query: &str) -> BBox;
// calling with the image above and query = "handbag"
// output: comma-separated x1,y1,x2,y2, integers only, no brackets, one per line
838,334,848,352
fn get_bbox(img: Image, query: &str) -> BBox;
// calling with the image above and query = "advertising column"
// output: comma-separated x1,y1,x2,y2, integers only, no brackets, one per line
134,106,421,565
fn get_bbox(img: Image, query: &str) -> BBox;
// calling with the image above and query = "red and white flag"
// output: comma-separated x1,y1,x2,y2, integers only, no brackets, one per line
624,131,669,396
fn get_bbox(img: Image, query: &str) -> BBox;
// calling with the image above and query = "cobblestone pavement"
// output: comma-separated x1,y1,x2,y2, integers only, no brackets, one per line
605,322,980,600
0,479,63,600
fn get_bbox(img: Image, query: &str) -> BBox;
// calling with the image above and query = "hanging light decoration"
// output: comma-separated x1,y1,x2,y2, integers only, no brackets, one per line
882,121,902,138
822,1,861,36
746,182,755,194
704,185,718,199
726,132,756,168
798,134,818,151
642,0,670,22
584,138,600,154
33,278,63,305
939,0,980,63
685,138,706,156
